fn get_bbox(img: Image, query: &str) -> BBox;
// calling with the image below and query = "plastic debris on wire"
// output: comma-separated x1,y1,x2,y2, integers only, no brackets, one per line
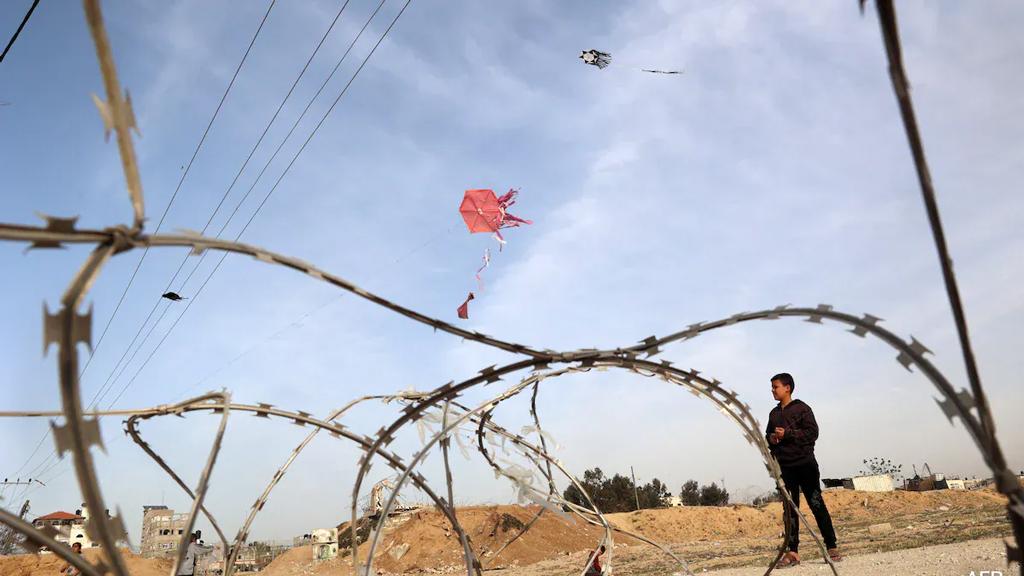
452,430,473,460
415,409,444,445
496,458,574,520
520,425,561,450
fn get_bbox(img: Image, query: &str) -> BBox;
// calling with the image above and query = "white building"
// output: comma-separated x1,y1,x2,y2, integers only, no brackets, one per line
32,504,99,549
843,474,894,492
311,528,338,561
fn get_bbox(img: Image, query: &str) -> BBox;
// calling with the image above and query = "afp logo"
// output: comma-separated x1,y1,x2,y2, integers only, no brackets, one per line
968,571,1003,576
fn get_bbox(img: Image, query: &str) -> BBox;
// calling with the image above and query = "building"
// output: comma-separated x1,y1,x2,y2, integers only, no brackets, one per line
140,505,189,558
666,496,683,507
32,504,99,548
195,543,224,575
845,474,894,492
311,528,338,561
821,474,894,492
946,478,966,490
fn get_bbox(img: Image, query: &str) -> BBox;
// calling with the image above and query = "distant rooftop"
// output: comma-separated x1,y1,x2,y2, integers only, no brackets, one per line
35,511,83,522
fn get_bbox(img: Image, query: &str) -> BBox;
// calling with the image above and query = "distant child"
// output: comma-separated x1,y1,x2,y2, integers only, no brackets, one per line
584,544,605,576
61,541,83,576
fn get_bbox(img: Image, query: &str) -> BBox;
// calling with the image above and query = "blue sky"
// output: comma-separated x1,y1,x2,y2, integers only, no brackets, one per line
1,0,1022,545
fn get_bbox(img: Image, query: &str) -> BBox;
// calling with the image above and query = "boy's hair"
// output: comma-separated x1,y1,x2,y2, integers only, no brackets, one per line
771,372,795,392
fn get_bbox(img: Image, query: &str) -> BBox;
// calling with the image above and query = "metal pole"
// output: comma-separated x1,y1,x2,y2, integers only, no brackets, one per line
630,466,640,511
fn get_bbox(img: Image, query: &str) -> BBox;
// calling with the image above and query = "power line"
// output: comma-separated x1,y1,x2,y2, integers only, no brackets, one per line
78,0,279,388
86,0,355,411
6,0,279,485
10,428,48,478
13,0,414,495
0,0,41,63
107,0,412,408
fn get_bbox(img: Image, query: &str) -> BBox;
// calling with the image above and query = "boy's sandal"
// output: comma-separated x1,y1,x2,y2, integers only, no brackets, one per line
827,548,843,562
775,555,801,569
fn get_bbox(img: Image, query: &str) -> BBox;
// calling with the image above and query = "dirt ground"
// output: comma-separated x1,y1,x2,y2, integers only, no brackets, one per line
0,547,170,576
512,537,1019,576
2,489,1015,575
702,537,1016,576
497,489,1015,576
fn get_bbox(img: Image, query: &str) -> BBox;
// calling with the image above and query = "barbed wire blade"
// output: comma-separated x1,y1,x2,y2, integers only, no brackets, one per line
42,304,93,356
934,389,975,425
90,93,114,141
50,417,105,458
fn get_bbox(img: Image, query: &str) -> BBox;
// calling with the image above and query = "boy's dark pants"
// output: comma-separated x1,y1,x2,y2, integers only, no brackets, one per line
781,459,837,552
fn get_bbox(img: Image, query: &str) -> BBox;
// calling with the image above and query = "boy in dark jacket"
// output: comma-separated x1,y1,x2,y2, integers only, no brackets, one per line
767,372,841,567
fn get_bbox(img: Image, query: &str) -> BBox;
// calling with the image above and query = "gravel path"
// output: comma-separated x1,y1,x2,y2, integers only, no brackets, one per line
704,537,1016,576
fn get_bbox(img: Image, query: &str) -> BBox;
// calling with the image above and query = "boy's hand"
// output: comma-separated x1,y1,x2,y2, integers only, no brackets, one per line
774,427,786,440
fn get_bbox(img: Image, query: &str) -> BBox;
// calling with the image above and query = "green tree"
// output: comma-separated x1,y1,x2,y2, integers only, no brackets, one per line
679,480,700,506
698,482,729,506
562,468,672,512
638,478,671,509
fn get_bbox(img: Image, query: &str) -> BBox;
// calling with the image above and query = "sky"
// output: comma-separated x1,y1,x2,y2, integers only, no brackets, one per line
0,0,1022,546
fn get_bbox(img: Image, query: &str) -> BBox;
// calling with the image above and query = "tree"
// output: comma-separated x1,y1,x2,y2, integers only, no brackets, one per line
699,482,729,506
859,457,904,481
562,468,672,512
679,480,700,506
638,478,671,509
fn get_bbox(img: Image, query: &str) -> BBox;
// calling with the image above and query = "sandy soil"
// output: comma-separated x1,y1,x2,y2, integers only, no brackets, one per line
691,537,1015,576
4,489,1014,575
0,548,171,576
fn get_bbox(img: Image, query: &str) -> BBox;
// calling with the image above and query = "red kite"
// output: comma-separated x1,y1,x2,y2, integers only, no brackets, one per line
459,189,532,244
455,189,532,319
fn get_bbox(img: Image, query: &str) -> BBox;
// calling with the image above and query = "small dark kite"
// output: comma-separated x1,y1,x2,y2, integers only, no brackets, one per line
580,49,612,69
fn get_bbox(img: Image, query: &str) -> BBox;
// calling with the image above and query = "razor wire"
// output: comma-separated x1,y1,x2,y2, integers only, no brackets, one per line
0,1,1021,576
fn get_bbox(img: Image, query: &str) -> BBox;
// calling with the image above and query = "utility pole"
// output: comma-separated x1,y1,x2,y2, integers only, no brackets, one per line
630,466,640,511
0,499,30,555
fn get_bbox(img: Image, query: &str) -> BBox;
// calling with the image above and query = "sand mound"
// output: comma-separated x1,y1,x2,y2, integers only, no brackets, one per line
260,505,605,575
0,548,171,576
764,487,1007,524
373,504,605,572
260,545,341,576
607,504,779,542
